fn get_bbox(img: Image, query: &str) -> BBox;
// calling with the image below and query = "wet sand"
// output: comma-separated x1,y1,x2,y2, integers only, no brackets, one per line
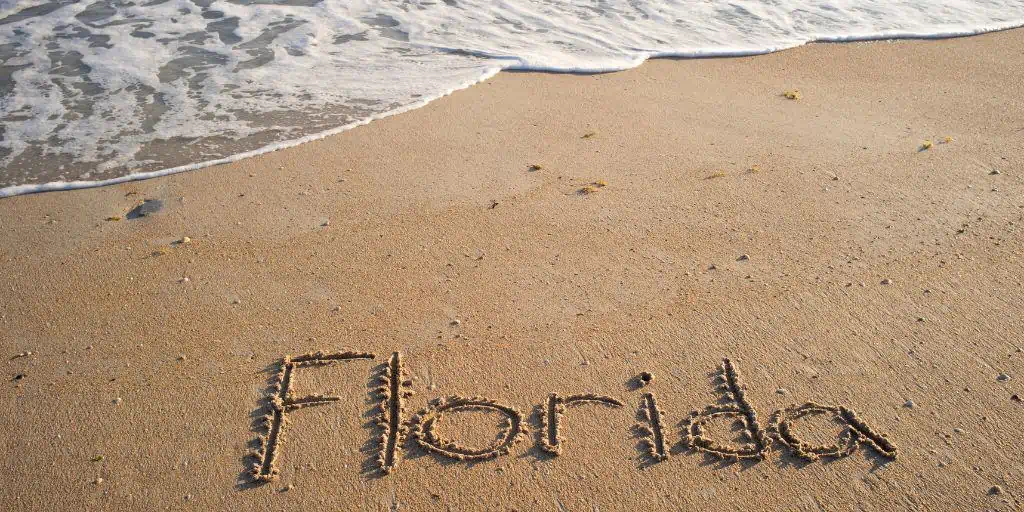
2,29,1024,510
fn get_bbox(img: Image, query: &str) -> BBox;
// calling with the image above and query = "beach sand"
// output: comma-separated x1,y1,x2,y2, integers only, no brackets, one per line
2,29,1024,511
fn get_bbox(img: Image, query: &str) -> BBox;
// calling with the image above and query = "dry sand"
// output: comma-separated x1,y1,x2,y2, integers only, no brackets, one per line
3,29,1024,511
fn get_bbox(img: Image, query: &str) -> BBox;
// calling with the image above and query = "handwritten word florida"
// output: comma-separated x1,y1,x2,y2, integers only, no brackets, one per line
245,353,897,482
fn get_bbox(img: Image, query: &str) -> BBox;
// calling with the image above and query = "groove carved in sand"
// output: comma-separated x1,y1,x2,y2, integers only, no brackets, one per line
769,402,898,461
681,358,771,461
373,352,413,474
539,393,624,455
410,396,527,461
636,392,670,462
244,352,901,482
248,350,375,482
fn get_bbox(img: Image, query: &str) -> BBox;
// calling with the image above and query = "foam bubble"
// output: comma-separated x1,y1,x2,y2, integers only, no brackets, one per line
2,0,1023,197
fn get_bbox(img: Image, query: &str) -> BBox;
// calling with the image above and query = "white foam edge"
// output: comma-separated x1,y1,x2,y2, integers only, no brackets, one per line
0,66,504,198
3,21,1022,199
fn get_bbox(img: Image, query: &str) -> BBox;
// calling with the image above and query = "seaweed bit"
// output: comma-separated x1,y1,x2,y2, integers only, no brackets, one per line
769,402,898,461
410,395,527,461
681,358,770,461
540,393,624,455
374,352,413,475
636,392,669,462
248,350,375,482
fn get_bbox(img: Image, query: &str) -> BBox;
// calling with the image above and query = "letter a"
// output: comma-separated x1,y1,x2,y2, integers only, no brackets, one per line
769,402,898,461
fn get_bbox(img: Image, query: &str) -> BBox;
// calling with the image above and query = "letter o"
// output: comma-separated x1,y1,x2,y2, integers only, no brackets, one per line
411,396,526,461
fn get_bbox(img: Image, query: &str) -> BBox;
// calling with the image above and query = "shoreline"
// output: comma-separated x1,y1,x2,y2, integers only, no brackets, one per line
5,22,1024,199
2,27,1023,510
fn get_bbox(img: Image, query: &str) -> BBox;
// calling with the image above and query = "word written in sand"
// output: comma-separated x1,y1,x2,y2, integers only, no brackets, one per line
246,353,898,482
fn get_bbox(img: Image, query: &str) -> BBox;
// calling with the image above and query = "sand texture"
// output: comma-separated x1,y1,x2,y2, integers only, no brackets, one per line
2,29,1024,511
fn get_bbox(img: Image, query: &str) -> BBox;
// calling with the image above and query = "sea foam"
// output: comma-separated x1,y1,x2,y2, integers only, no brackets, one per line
2,0,1023,197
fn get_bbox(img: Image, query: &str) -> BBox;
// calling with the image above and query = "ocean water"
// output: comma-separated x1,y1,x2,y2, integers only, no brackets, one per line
1,0,1023,197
